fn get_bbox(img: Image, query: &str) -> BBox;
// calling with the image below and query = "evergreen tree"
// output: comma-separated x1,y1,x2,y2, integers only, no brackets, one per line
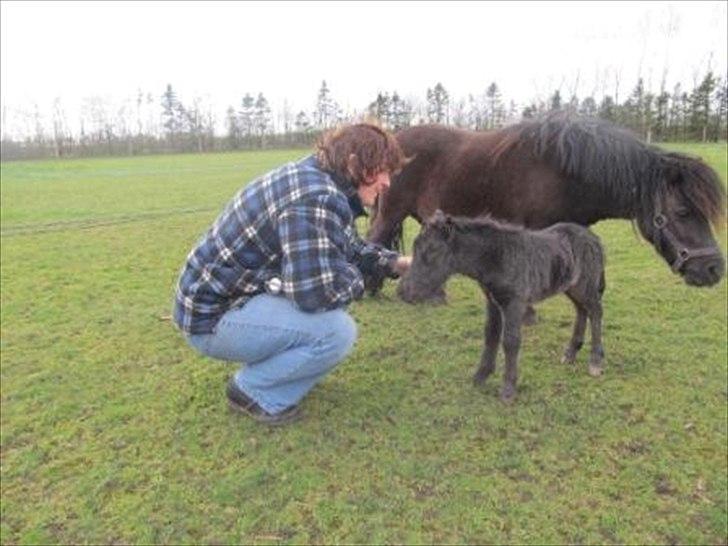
295,111,311,132
238,93,256,143
598,96,616,122
669,83,685,140
390,92,412,130
368,92,391,126
579,96,597,117
623,78,649,138
315,80,336,129
225,106,241,150
654,90,670,141
549,90,562,112
713,76,727,141
689,71,716,141
254,93,272,146
426,82,449,124
161,84,183,140
485,82,505,128
522,102,540,119
182,97,211,152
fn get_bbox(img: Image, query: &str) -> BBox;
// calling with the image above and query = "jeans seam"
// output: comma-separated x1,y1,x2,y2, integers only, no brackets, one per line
216,319,320,350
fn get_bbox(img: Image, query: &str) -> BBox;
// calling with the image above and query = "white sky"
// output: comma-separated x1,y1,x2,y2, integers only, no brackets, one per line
1,0,726,135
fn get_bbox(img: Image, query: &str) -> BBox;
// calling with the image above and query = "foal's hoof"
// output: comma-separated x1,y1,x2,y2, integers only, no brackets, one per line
472,371,490,386
499,386,516,404
588,364,604,377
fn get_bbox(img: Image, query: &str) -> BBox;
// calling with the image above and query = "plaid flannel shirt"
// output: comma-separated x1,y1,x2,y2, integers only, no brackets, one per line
173,155,398,334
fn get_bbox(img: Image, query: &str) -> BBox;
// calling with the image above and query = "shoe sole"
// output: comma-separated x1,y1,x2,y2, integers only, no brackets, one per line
227,399,303,426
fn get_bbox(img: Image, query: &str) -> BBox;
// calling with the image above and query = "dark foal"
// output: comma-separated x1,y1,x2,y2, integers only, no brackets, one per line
398,211,606,402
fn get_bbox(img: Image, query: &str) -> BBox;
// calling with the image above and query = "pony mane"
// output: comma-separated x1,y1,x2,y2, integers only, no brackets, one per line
662,151,726,227
447,214,525,235
492,112,726,228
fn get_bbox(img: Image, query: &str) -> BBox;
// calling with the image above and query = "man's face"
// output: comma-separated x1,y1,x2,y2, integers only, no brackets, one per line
357,171,391,207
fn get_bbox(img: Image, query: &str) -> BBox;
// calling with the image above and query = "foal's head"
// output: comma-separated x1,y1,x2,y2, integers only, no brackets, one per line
397,210,456,303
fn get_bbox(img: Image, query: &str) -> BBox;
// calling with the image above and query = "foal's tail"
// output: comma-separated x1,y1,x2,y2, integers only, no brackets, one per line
585,232,606,298
560,224,606,297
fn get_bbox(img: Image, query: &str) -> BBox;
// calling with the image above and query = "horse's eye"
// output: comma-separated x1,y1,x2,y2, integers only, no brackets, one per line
675,208,691,218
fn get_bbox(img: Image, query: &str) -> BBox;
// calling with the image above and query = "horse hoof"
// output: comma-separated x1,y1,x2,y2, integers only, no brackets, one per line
588,365,604,377
561,354,575,365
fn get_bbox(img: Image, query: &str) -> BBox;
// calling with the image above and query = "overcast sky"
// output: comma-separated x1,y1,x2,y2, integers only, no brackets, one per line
1,0,726,133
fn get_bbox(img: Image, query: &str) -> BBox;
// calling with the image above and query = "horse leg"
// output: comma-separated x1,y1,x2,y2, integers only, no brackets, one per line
585,299,605,377
473,297,502,385
561,295,587,365
366,197,414,296
366,188,413,250
500,301,525,403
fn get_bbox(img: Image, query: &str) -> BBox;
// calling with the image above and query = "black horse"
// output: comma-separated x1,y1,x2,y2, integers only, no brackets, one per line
369,114,725,292
398,211,606,402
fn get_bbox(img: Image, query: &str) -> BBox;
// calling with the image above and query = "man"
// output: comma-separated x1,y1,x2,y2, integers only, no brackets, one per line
173,123,411,425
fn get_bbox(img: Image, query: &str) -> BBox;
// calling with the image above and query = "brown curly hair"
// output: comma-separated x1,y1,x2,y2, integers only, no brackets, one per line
316,122,406,186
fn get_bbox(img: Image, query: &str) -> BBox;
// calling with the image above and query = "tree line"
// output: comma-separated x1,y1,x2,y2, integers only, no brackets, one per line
1,73,726,161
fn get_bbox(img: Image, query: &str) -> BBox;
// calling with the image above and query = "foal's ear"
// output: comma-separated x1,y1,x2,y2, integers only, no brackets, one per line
429,209,455,238
430,209,447,225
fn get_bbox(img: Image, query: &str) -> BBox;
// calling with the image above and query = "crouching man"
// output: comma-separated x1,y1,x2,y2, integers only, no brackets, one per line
173,123,411,425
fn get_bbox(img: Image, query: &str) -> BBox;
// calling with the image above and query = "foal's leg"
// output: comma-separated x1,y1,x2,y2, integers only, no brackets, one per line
585,299,605,377
522,305,538,326
500,301,525,402
561,293,588,364
473,297,502,385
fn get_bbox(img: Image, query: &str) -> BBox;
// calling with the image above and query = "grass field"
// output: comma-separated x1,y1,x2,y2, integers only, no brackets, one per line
1,143,726,544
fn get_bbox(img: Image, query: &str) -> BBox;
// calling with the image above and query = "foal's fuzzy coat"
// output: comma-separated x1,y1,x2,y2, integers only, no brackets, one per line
398,211,606,402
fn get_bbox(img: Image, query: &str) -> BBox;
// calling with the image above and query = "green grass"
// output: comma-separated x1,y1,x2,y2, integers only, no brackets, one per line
1,143,726,544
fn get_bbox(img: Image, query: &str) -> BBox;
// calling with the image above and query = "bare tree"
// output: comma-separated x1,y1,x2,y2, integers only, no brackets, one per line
52,98,69,157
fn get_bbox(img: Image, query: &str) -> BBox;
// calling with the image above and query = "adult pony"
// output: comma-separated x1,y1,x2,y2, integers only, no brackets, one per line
368,113,725,290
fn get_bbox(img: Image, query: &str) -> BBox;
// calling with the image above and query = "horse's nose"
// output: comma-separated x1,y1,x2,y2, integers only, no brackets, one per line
706,256,725,283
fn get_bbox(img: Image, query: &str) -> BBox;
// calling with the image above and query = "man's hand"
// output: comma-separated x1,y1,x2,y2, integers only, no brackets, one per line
390,256,412,277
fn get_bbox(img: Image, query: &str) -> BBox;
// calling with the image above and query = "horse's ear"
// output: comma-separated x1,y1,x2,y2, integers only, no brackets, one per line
401,153,416,167
662,154,686,185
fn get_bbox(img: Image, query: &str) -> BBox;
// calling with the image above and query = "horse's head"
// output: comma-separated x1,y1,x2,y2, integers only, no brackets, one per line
637,153,725,287
397,210,455,303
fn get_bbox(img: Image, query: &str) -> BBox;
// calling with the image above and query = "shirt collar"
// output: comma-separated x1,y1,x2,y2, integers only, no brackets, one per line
306,155,368,219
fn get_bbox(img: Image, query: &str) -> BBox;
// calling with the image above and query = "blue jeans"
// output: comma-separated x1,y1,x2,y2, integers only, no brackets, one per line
186,294,357,415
